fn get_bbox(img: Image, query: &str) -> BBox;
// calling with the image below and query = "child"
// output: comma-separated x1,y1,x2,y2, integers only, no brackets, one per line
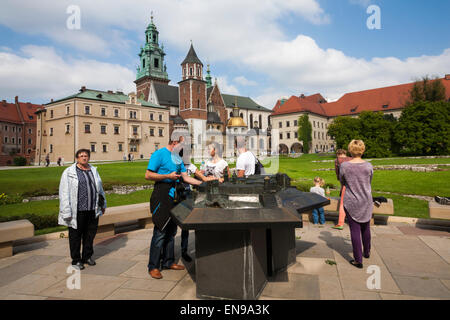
310,177,326,225
333,149,352,230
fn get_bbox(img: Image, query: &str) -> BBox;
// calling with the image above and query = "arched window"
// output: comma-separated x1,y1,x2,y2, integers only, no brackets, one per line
190,68,193,76
143,59,145,68
197,100,200,108
250,114,253,129
259,139,264,149
259,115,262,129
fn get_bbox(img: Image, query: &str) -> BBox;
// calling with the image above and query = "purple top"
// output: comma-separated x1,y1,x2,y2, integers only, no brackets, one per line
339,161,373,223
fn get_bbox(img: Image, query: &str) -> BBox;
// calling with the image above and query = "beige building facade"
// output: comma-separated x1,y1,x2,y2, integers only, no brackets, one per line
35,88,169,164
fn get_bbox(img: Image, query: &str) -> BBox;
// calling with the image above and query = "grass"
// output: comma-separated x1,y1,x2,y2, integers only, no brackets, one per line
1,154,448,234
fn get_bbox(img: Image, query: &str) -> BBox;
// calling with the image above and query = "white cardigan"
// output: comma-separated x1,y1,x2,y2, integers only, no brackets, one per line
58,163,107,229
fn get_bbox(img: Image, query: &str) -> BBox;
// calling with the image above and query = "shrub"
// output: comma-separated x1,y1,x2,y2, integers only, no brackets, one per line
13,157,27,166
0,213,59,230
0,193,24,205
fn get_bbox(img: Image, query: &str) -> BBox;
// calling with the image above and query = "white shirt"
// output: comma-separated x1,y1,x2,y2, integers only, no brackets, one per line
236,151,256,177
310,186,325,197
185,162,198,176
205,159,228,178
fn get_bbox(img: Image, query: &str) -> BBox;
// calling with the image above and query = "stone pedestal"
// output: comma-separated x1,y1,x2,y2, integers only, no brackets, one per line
96,224,115,239
0,241,13,259
138,217,153,229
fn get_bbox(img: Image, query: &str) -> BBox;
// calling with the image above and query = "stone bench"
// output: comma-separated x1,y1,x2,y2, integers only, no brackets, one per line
323,196,394,225
429,201,450,220
0,220,34,258
97,203,152,238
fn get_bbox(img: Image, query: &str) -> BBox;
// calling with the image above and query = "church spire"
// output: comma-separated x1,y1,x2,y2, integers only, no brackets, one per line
206,64,212,88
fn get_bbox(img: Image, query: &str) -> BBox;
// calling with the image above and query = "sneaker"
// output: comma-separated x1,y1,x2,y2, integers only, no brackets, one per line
332,225,344,230
435,196,450,206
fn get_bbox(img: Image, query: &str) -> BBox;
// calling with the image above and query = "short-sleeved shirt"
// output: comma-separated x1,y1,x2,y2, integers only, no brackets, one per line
236,151,256,177
205,159,228,178
147,147,186,198
310,186,325,197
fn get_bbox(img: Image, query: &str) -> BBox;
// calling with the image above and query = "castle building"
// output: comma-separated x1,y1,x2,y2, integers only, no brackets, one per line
138,16,273,159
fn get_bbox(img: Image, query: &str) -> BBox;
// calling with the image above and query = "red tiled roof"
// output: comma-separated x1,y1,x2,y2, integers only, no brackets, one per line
272,77,450,118
0,99,41,124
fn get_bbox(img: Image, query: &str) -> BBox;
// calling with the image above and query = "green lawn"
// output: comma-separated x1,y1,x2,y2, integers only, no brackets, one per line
0,154,448,233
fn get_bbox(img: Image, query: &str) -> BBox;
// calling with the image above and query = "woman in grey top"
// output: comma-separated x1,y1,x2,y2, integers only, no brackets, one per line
339,140,373,268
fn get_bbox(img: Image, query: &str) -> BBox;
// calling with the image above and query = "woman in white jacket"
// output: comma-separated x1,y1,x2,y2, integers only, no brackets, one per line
58,149,107,270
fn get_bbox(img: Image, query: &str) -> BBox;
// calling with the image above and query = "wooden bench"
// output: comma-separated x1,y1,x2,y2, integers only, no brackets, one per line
97,203,153,238
429,201,450,220
323,196,394,225
0,220,34,258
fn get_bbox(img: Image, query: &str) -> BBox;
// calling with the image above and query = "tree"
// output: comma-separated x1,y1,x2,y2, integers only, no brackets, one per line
409,76,446,104
297,114,312,154
394,100,450,156
327,116,362,151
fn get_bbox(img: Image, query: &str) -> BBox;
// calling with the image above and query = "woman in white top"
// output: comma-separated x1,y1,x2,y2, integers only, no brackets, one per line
205,142,229,182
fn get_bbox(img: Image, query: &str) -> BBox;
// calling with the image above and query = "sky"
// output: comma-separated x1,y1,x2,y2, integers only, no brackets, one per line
0,0,449,108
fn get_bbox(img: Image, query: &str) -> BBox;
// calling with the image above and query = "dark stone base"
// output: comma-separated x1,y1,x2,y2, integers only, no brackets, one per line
195,228,268,300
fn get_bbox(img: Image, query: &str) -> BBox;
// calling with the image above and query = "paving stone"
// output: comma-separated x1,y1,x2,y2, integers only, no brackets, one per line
81,258,138,276
121,278,177,293
0,255,62,287
441,279,450,291
105,288,166,300
418,236,450,264
296,242,334,259
2,293,48,300
372,225,403,235
343,289,381,300
1,274,66,295
0,252,32,269
288,257,338,276
374,235,450,279
262,272,320,300
39,274,128,300
318,275,344,300
99,249,142,260
334,247,401,294
33,262,74,276
392,275,450,299
119,261,151,279
397,226,450,237
100,238,150,251
163,273,199,300
129,254,150,262
124,229,153,240
380,293,442,300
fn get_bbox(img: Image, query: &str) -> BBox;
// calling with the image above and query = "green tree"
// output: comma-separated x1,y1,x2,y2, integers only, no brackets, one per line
327,116,362,151
395,100,450,156
297,114,312,153
409,76,446,104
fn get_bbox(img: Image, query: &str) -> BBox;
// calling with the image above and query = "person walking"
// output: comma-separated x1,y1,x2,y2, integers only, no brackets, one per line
339,140,373,269
58,149,107,270
332,149,353,230
310,177,326,225
45,153,50,167
145,136,202,279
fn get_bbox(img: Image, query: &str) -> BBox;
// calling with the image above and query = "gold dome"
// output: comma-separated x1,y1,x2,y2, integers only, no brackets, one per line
227,116,247,128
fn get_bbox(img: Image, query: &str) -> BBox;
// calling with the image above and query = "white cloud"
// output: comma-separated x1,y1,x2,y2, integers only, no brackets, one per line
215,76,240,96
234,76,257,86
0,45,135,103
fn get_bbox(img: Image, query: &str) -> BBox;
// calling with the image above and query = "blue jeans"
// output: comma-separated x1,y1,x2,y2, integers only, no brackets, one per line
312,207,325,224
148,220,178,271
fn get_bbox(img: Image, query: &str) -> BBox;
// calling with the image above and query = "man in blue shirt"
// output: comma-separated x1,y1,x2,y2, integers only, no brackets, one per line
145,136,202,280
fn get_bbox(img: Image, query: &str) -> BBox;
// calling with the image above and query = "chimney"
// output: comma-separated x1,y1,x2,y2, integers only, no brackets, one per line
80,86,86,92
51,99,54,103
15,96,19,104
107,90,113,94
445,74,450,80
300,94,305,99
2,100,6,107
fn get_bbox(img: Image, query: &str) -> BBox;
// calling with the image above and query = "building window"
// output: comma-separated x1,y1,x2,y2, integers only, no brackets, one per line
50,110,54,118
154,58,159,68
91,144,96,152
286,121,290,127
129,111,137,119
101,108,106,116
4,137,7,143
133,126,138,135
12,137,15,144
12,127,15,132
287,132,290,139
279,122,282,128
50,128,53,136
158,128,163,137
101,125,106,134
18,138,21,144
159,114,163,121
28,138,32,145
118,143,123,152
150,128,154,136
294,120,298,126
190,68,193,76
314,131,316,139
102,145,107,153
4,125,7,131
85,124,91,133
66,106,70,115
114,126,119,135
150,113,154,121
130,144,137,152
50,144,53,153
321,123,324,129
295,132,298,139
66,125,70,134
114,109,119,117
85,106,90,114
18,128,22,133
280,133,283,139
313,121,315,128
28,128,32,134
27,149,31,154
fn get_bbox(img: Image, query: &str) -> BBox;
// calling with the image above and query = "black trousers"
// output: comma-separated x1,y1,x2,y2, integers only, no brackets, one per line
68,210,99,265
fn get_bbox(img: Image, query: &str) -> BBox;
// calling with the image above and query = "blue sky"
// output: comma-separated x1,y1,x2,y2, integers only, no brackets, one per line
0,0,449,107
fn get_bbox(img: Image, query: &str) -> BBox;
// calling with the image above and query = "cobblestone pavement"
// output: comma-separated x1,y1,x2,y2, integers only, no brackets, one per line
0,221,449,300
